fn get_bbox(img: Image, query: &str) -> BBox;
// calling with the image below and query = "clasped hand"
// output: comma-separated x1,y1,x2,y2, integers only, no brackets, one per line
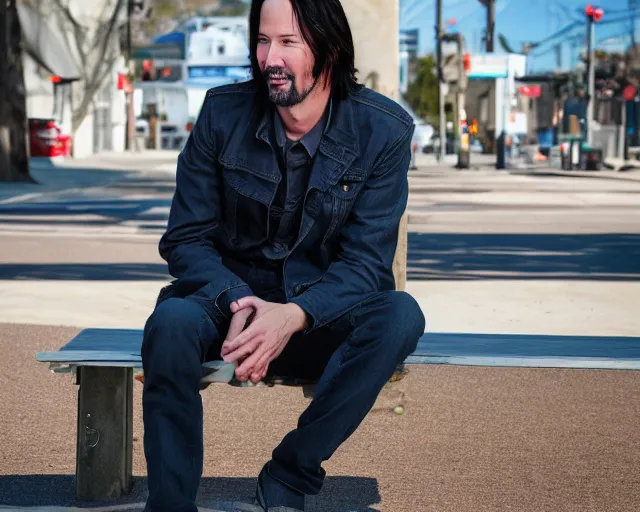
220,297,308,384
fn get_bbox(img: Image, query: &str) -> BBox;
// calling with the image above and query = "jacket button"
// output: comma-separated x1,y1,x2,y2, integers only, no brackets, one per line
343,185,350,192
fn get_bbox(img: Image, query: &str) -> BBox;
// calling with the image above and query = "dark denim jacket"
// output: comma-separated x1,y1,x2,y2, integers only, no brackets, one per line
158,80,414,333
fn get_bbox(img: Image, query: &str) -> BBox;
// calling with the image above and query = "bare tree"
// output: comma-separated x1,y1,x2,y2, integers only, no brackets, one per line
23,0,126,134
0,0,32,182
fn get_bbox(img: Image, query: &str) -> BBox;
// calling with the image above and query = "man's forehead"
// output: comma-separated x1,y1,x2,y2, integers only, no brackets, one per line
259,0,300,34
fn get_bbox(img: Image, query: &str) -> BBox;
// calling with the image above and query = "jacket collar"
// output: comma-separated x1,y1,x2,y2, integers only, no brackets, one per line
255,92,359,192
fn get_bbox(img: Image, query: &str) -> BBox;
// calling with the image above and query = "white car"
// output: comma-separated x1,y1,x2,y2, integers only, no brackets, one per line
413,120,435,153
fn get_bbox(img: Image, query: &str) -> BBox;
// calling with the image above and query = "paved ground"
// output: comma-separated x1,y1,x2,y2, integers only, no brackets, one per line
0,153,639,510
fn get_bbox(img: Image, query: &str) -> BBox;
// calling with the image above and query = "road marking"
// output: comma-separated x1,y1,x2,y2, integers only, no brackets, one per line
0,193,43,205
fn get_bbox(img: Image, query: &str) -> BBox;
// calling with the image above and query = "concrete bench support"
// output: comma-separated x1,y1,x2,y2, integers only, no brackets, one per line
75,366,133,501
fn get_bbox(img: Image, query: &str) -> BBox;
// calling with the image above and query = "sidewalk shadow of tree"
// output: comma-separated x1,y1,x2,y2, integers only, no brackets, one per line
0,475,381,511
408,232,640,281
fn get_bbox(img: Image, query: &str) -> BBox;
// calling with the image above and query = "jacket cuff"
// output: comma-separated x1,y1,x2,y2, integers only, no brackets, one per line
216,284,254,319
288,296,319,334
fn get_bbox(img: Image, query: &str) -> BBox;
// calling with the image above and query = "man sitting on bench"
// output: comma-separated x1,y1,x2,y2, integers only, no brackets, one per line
141,0,425,510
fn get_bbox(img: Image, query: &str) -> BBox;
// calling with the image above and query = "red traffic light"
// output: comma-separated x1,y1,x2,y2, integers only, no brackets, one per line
585,4,604,22
463,53,471,72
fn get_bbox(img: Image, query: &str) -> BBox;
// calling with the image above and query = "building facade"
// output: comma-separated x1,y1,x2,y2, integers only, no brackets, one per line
20,0,127,159
342,0,400,101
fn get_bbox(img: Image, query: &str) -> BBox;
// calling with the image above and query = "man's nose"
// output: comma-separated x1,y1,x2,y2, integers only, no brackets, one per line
265,44,285,69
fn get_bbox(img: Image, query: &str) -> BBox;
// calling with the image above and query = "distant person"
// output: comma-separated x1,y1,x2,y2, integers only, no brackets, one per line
141,0,425,510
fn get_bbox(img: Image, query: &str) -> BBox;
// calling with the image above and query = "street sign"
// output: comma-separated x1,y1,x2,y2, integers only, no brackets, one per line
520,85,541,97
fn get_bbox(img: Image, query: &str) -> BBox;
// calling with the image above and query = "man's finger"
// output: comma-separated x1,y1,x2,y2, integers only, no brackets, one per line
223,336,261,364
237,345,266,382
231,296,264,314
251,363,270,384
251,350,274,381
224,309,251,345
222,320,263,356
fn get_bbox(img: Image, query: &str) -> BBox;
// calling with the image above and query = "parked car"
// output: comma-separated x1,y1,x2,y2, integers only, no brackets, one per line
413,120,435,154
28,118,72,158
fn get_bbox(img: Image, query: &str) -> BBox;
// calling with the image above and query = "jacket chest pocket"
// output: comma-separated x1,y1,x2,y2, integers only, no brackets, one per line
221,166,277,245
321,169,365,245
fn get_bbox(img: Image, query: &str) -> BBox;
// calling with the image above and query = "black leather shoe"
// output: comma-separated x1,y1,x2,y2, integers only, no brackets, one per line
255,462,305,512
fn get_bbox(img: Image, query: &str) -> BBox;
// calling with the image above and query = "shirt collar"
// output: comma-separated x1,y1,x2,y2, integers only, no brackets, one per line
273,98,332,158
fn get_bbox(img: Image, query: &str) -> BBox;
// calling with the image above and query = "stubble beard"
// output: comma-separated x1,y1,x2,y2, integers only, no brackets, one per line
263,66,318,107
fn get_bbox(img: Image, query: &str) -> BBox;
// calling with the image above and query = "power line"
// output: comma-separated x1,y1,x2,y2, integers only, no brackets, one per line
528,11,640,58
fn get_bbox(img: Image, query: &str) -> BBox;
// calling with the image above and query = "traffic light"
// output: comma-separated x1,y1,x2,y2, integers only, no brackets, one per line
463,53,471,73
585,4,604,22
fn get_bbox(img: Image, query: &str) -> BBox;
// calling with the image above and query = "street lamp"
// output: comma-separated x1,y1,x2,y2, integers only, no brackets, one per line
585,4,604,146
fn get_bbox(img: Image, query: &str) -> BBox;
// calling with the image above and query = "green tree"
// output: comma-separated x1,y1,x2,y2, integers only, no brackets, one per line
403,55,439,125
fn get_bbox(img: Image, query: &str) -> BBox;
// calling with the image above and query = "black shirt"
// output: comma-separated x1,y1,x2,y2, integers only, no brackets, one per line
261,101,332,261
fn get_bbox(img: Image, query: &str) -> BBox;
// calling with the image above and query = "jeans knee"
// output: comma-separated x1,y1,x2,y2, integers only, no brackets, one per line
387,291,425,354
142,297,212,377
352,291,425,360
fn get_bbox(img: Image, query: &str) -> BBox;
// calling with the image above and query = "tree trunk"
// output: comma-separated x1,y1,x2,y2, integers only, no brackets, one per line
0,0,33,183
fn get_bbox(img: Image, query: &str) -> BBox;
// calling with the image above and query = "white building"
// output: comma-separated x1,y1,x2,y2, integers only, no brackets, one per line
133,18,251,149
19,0,127,159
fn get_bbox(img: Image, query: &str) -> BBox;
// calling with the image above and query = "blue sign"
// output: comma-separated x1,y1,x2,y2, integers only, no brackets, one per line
187,66,251,83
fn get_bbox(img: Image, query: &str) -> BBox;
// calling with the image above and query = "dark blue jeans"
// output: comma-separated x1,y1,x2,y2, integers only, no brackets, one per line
141,290,425,511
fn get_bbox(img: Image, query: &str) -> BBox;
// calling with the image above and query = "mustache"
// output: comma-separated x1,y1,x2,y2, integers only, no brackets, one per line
263,66,295,81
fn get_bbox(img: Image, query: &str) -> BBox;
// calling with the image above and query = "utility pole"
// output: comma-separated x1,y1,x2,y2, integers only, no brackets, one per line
629,0,637,49
486,0,495,52
0,0,10,177
436,0,446,161
478,0,495,52
585,4,604,147
443,33,469,168
585,13,595,146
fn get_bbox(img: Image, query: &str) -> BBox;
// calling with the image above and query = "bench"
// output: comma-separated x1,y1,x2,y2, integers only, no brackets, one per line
36,329,640,502
35,328,412,502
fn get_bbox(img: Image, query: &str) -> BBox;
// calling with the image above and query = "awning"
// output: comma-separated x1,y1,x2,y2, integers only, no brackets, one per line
17,5,82,82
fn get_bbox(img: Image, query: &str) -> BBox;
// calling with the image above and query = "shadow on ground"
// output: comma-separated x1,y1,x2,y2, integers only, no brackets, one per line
0,166,175,234
0,475,380,511
0,263,170,280
407,232,640,280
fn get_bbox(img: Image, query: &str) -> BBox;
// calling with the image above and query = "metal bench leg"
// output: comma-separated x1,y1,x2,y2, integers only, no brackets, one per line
75,367,133,501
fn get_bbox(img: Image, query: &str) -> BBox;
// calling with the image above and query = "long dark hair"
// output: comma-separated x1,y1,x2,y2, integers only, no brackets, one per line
248,0,362,100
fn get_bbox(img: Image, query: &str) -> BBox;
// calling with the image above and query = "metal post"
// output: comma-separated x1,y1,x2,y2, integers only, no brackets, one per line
455,35,469,168
0,0,10,177
497,55,510,169
618,99,627,160
486,0,495,52
76,367,133,501
586,16,595,146
436,0,446,161
126,0,136,152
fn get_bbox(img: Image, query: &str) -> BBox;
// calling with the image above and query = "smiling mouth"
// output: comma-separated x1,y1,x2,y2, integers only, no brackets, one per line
268,75,290,87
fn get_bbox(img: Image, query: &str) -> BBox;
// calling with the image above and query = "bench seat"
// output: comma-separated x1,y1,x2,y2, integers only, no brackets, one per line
36,328,640,502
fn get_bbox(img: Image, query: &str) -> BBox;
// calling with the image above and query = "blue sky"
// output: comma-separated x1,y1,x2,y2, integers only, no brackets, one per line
400,0,638,72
